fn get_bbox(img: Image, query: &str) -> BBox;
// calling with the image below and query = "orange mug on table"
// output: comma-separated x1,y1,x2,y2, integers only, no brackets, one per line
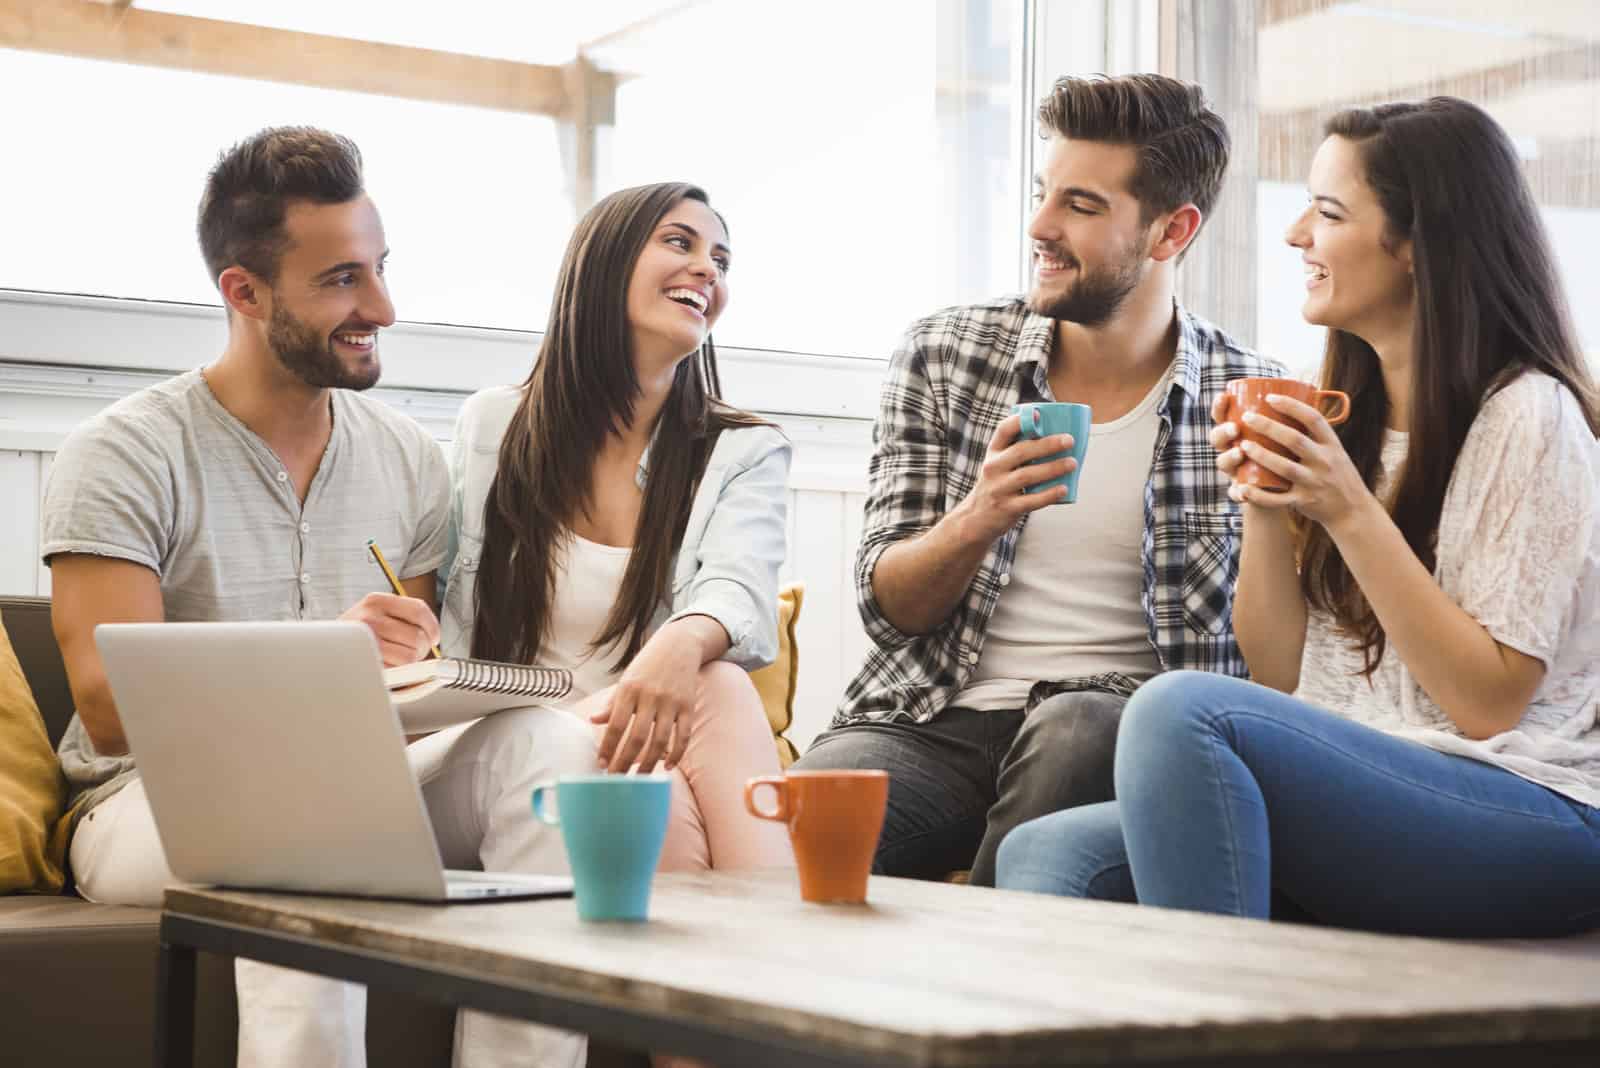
744,770,889,904
1222,377,1351,492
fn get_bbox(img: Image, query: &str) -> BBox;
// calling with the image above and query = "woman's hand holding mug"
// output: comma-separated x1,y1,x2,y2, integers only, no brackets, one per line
1211,380,1373,532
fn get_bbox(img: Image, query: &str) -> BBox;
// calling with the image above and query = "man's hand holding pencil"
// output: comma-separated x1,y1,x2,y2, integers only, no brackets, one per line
344,539,443,667
339,592,441,667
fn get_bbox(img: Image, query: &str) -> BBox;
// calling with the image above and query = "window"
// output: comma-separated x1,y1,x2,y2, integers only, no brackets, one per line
0,48,568,332
599,0,1028,356
0,1,1035,361
1256,1,1600,369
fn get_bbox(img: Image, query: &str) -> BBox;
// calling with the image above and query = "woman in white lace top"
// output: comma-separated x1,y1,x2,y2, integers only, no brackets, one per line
995,97,1600,936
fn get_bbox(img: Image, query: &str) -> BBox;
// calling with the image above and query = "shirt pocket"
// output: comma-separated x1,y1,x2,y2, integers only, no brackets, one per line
1181,509,1244,636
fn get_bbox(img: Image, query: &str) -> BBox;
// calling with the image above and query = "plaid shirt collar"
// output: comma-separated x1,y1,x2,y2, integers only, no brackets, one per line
1006,300,1210,407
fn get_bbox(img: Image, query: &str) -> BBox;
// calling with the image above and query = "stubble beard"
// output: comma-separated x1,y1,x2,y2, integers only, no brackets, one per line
1028,254,1145,328
266,299,380,391
1027,230,1152,328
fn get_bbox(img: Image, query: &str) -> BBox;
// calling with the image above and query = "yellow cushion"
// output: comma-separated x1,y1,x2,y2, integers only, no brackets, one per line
749,582,803,768
0,613,66,894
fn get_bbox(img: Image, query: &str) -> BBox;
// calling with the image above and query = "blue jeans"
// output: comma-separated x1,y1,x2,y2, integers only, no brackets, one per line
995,671,1600,937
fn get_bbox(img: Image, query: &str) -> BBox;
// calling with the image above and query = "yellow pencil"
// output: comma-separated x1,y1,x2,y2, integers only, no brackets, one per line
367,539,443,660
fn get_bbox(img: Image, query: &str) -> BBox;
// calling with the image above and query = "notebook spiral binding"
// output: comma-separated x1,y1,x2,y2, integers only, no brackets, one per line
452,659,572,699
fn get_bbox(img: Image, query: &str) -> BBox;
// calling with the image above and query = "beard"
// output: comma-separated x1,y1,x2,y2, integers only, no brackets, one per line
266,299,380,391
1027,245,1145,328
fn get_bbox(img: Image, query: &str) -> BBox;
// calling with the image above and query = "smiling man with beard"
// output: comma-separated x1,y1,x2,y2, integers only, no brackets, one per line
41,126,597,1068
795,74,1287,887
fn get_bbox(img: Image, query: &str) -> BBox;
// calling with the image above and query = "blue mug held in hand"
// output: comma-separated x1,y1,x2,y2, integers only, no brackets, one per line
531,774,671,922
1014,402,1092,504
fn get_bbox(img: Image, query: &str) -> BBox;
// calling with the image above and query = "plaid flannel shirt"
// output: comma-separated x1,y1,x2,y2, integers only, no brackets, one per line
833,296,1288,728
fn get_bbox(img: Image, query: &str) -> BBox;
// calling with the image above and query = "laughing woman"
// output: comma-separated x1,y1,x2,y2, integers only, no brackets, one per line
440,182,793,877
995,98,1600,937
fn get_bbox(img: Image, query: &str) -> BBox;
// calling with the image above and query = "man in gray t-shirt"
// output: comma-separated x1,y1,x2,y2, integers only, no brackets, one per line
47,127,593,1068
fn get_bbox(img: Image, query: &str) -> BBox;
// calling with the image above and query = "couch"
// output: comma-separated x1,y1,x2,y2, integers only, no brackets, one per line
1,590,810,1067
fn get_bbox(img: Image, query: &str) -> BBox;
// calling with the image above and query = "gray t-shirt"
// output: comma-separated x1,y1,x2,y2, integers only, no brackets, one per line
43,369,450,814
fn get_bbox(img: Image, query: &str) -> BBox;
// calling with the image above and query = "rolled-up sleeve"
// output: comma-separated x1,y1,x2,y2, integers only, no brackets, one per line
854,329,948,651
669,428,792,670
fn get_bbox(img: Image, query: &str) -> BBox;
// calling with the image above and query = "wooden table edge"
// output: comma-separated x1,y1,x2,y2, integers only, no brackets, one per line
160,888,1600,1067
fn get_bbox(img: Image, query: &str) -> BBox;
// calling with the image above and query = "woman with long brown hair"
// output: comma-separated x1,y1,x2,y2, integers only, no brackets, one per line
440,182,792,875
995,98,1600,936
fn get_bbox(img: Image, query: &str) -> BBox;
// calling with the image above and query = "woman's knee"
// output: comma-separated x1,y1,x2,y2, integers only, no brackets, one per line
1115,672,1246,787
697,659,756,701
1120,671,1242,746
691,660,766,728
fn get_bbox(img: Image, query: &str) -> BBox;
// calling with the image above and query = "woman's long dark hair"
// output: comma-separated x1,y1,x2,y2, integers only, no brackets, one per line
1300,98,1600,674
471,182,768,668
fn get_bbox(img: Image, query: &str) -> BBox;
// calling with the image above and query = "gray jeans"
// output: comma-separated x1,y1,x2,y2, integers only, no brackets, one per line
795,691,1125,887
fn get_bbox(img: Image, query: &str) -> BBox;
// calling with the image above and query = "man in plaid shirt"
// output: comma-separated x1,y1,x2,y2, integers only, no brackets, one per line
796,74,1287,886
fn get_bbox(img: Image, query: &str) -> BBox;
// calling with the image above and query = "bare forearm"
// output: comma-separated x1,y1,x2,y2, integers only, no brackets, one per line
51,555,163,757
59,648,128,755
871,508,993,637
1329,497,1540,738
660,613,733,664
1232,506,1307,691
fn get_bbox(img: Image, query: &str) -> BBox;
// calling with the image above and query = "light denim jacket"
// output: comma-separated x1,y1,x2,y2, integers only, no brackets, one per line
439,385,791,670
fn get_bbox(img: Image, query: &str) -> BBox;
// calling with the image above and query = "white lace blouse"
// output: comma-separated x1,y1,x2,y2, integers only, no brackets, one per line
1294,372,1600,808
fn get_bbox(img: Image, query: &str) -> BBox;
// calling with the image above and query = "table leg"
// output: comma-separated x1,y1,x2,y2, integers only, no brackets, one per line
154,940,197,1068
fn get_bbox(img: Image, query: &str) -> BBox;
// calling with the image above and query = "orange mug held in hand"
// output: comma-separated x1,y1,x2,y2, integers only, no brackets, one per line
744,770,889,904
1222,377,1351,492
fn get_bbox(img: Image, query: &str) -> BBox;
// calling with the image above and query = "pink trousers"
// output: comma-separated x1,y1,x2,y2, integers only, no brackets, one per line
574,659,795,874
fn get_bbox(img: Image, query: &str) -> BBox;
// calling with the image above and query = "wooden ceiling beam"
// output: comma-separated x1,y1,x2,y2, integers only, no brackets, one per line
1259,0,1332,28
0,0,600,117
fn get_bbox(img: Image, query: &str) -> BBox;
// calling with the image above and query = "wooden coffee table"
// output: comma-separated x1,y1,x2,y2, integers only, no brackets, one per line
157,870,1600,1067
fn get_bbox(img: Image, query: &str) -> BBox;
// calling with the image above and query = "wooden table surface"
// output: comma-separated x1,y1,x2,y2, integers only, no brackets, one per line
164,870,1600,1066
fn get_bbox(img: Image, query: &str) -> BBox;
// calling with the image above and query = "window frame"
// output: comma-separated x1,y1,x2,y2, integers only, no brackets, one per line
0,8,1141,421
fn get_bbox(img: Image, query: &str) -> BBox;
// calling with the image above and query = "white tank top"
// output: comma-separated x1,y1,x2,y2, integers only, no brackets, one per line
955,368,1169,711
541,533,633,707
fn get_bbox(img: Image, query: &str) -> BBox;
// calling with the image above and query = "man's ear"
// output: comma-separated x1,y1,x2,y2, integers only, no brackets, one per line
218,266,269,322
1149,204,1203,264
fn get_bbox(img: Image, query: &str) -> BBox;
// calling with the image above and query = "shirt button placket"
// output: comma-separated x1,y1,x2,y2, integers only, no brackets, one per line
291,493,307,615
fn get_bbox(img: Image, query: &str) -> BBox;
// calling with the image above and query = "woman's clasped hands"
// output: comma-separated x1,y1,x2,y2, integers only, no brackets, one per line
1209,391,1377,531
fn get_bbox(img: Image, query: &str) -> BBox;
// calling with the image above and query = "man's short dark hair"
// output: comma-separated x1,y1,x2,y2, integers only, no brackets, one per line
1038,74,1230,225
197,126,364,287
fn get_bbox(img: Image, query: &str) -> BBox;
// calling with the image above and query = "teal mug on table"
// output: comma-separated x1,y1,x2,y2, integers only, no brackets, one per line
531,774,671,922
1014,401,1092,503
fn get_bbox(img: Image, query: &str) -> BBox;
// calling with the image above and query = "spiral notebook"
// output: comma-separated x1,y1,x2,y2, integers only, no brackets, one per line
384,657,574,732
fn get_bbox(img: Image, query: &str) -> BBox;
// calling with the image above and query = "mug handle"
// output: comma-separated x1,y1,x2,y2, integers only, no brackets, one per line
1315,390,1351,426
1017,406,1043,440
531,784,560,826
743,776,790,823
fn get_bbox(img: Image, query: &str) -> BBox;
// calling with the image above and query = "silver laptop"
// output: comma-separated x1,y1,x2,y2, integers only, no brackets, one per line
95,621,574,903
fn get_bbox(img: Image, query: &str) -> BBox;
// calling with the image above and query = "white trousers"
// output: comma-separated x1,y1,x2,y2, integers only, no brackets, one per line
71,705,600,1068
